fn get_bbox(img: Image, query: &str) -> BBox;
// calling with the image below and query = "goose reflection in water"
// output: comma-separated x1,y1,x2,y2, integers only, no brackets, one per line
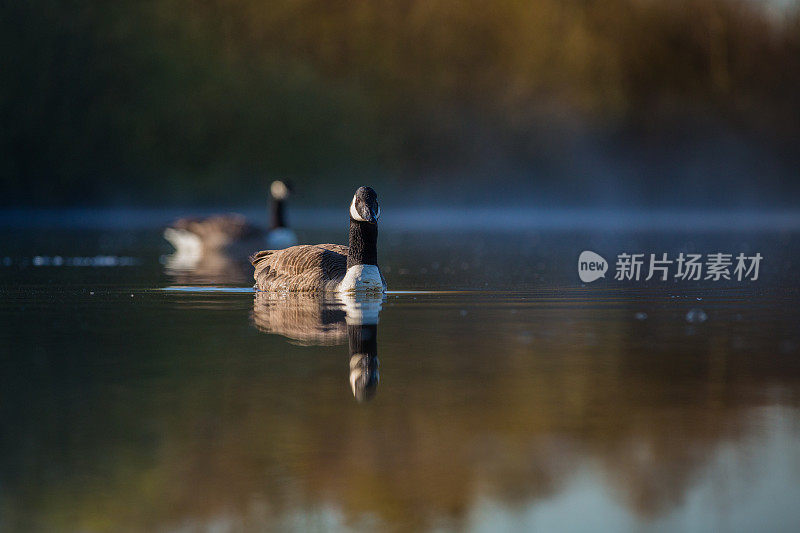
251,292,382,401
348,316,379,402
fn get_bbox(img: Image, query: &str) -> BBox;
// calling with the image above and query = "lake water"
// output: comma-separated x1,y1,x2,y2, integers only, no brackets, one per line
1,210,800,532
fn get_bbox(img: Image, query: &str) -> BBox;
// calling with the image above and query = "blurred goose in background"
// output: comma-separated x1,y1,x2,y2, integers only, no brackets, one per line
251,291,382,401
251,186,385,292
164,180,297,259
264,179,297,249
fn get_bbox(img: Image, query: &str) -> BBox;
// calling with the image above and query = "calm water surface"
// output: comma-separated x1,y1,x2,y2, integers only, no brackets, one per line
1,216,800,532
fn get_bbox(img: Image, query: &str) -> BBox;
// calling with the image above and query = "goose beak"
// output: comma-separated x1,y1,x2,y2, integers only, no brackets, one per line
369,204,380,224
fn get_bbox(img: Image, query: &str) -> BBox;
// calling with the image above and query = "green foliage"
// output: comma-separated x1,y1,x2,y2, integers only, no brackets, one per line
1,0,798,204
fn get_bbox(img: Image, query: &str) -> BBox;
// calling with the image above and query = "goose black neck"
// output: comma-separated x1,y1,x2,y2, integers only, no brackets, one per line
348,323,378,357
347,219,378,268
270,198,286,229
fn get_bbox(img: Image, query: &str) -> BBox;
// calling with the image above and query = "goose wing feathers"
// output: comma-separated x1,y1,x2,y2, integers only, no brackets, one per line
251,244,349,292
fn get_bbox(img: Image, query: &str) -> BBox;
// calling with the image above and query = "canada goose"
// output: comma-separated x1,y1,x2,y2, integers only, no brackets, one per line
251,292,382,400
251,186,385,293
163,180,297,257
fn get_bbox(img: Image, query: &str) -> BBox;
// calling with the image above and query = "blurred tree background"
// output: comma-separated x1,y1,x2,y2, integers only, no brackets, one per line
1,0,799,206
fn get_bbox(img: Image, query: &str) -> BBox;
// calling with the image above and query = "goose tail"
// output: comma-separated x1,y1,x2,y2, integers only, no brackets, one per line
250,249,275,267
250,249,278,288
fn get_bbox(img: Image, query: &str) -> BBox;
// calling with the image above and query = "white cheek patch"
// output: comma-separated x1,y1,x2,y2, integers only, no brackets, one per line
350,196,367,221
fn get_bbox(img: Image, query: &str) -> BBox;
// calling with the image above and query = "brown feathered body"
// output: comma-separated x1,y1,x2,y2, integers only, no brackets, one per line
251,244,351,292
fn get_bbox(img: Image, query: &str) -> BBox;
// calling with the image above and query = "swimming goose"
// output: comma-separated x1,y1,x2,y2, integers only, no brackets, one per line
264,180,298,249
163,180,297,256
251,186,386,293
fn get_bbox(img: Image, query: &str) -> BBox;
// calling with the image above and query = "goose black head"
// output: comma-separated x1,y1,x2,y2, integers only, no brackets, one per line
350,352,379,402
270,180,292,201
350,186,380,225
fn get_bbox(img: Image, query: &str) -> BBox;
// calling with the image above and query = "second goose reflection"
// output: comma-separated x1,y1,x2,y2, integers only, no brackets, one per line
251,292,383,401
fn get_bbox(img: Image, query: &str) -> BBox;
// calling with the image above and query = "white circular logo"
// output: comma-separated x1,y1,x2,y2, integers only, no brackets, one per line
578,251,608,282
